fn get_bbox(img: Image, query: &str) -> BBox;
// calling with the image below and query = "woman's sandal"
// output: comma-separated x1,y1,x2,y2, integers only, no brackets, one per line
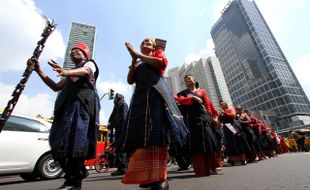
150,181,169,190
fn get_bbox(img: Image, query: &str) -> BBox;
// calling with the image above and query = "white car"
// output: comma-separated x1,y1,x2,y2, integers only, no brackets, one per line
0,114,63,181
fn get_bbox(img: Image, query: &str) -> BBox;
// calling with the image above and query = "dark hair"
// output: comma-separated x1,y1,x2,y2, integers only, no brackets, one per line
115,93,124,101
195,81,199,88
184,74,195,80
244,110,250,114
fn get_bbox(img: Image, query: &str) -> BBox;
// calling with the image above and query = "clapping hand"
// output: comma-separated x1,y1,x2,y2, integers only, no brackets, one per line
125,42,140,60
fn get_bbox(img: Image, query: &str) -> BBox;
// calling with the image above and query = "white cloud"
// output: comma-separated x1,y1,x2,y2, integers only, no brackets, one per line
0,0,131,123
185,39,215,64
0,80,133,124
212,1,227,22
292,53,310,99
0,82,54,118
99,110,107,126
0,0,65,72
0,0,65,120
97,80,132,99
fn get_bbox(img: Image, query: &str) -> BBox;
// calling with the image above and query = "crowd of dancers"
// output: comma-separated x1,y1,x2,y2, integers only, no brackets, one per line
168,75,291,177
35,37,305,190
170,97,307,175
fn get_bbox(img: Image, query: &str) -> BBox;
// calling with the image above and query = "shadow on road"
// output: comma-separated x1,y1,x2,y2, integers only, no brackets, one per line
0,176,60,186
85,175,124,182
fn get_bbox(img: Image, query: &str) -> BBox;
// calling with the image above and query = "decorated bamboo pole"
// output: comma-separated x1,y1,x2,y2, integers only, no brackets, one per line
0,17,56,133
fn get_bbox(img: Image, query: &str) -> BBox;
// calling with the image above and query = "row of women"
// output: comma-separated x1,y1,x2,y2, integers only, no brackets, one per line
117,37,287,190
174,77,283,171
220,104,282,165
32,36,285,190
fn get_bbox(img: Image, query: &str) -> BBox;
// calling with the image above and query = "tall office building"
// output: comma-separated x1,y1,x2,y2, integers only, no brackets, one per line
211,0,310,129
63,22,96,69
206,56,233,109
166,56,233,110
166,67,182,95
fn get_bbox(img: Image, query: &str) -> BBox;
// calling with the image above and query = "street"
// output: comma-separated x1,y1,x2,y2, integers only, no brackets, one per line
0,152,309,190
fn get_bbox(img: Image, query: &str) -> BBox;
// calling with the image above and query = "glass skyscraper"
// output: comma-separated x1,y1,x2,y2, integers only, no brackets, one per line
63,22,96,69
211,0,310,129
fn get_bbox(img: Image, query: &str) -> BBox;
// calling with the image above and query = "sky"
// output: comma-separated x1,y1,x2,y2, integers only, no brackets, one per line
0,0,309,124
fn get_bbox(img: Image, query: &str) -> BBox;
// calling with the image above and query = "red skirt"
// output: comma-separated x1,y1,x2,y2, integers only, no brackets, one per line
191,154,211,176
215,151,223,167
122,145,168,184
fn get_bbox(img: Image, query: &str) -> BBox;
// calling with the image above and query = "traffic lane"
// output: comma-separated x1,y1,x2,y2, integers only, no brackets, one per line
164,152,310,190
0,153,309,190
85,153,310,190
0,175,62,190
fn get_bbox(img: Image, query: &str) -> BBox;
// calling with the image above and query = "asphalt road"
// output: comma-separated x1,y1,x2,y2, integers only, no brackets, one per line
0,152,309,190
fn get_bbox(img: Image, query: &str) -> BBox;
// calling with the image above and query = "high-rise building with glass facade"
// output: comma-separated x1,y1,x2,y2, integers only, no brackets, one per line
166,67,182,95
63,22,96,69
211,0,310,129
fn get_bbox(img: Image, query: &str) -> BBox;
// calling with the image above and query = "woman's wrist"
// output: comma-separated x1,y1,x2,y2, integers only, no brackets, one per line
37,69,47,78
136,52,142,59
65,69,70,76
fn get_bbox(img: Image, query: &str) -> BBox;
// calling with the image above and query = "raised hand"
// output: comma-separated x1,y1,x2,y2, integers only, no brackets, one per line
125,42,139,59
48,59,66,77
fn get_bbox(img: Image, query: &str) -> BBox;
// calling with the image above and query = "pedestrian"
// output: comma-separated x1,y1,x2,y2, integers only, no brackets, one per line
296,131,306,152
278,135,289,153
235,106,256,163
219,102,248,166
118,38,172,190
175,74,220,176
246,111,267,160
29,43,100,190
107,93,128,176
288,131,298,152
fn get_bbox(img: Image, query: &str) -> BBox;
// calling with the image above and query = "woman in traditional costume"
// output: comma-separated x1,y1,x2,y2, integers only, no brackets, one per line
119,38,170,190
219,102,248,166
175,75,220,176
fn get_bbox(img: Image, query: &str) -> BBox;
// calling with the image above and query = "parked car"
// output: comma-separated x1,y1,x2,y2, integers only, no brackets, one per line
0,114,63,181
